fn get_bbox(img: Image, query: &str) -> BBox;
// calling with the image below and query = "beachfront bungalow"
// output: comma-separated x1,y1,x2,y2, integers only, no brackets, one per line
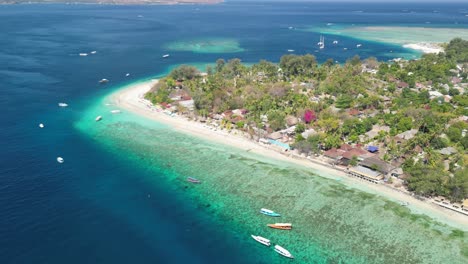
360,157,394,176
340,143,353,152
323,148,344,165
266,132,291,151
178,99,194,111
341,148,368,165
347,165,383,184
268,132,282,141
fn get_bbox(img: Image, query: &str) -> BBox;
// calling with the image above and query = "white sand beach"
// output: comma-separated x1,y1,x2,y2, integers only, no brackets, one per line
110,79,468,230
313,26,468,54
403,43,443,54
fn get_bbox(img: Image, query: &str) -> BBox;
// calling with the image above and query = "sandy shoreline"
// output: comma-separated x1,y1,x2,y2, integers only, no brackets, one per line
109,79,468,230
403,43,443,54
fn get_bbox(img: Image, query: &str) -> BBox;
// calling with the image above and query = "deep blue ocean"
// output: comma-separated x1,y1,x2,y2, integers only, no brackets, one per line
1,2,467,263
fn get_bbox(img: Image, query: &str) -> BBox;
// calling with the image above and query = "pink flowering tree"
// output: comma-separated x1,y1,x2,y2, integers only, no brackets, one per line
304,110,316,124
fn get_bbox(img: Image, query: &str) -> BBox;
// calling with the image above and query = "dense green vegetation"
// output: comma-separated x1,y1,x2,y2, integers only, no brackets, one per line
146,38,468,202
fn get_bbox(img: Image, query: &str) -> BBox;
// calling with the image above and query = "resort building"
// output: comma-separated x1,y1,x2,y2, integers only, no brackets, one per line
347,165,383,184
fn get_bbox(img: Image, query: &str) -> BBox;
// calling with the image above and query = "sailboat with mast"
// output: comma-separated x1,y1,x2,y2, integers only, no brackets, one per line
317,35,325,49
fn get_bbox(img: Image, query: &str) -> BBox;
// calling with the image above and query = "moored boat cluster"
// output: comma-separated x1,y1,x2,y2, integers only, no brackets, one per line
252,208,294,259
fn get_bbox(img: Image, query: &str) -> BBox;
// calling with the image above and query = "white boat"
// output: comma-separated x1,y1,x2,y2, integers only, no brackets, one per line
110,110,121,114
260,208,281,217
274,245,294,259
57,157,64,163
343,47,348,50
90,51,97,54
58,102,68,107
251,235,271,246
318,35,325,49
79,53,88,56
287,49,294,52
333,40,338,44
95,116,102,121
99,78,109,84
39,123,44,128
356,44,362,48
288,26,293,30
125,73,130,77
162,54,170,58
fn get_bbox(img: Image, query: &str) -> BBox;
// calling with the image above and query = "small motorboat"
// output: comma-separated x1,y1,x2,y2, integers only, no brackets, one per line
333,40,338,44
57,157,64,163
287,49,294,52
90,51,97,54
267,223,292,230
79,53,88,56
58,102,68,107
39,123,44,128
99,78,109,84
162,54,170,58
125,73,130,77
95,116,102,121
274,245,294,259
110,110,121,114
187,177,201,184
260,208,281,217
251,235,271,246
356,44,362,48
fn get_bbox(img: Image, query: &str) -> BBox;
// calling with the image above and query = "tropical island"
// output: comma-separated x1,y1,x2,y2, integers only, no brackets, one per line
143,38,468,213
0,0,222,4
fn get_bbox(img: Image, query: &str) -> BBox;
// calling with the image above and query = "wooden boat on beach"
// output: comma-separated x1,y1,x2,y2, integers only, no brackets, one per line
251,235,271,246
187,177,201,184
267,223,292,230
260,208,281,217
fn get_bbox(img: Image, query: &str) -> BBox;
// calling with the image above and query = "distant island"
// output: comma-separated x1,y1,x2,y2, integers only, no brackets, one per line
0,0,222,4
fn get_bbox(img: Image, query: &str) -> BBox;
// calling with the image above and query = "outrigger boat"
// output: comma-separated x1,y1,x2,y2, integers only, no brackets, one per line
251,235,271,246
187,177,201,184
267,223,292,230
274,245,294,259
260,208,281,217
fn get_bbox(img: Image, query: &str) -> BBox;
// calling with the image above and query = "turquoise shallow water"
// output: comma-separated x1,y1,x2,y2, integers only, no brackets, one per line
74,81,468,263
2,2,468,263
